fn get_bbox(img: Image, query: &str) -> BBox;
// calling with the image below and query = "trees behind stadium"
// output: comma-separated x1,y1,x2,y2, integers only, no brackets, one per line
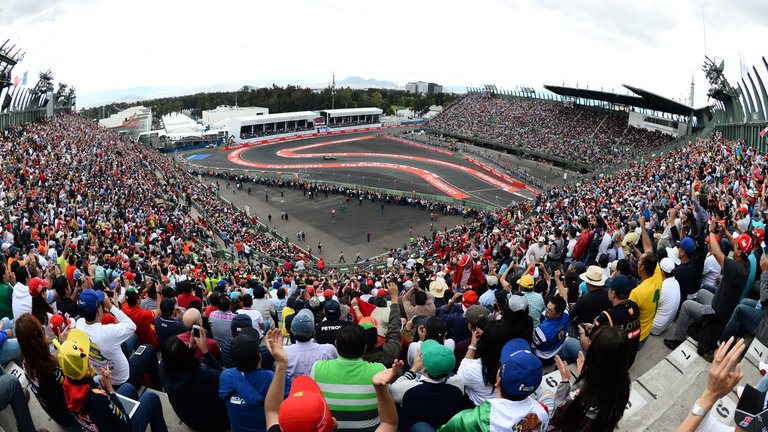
81,85,459,119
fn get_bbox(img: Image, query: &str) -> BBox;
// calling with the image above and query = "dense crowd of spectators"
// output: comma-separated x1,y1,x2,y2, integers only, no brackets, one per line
0,113,765,432
426,94,675,166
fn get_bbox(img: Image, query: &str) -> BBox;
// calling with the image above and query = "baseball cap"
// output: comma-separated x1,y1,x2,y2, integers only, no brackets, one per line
29,277,49,297
660,257,676,273
736,233,754,252
77,289,105,314
608,275,633,296
278,376,334,432
53,329,93,380
463,305,489,327
499,338,542,397
309,297,322,310
678,237,696,255
420,339,455,378
359,316,379,331
508,292,529,312
461,290,479,309
230,328,261,371
486,275,499,287
736,385,768,431
323,289,333,299
754,227,766,244
291,309,315,338
518,274,534,289
664,246,681,265
231,314,253,337
324,300,340,318
48,313,72,336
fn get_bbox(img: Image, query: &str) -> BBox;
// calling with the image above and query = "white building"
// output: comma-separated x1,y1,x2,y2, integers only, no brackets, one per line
98,106,152,140
202,105,268,127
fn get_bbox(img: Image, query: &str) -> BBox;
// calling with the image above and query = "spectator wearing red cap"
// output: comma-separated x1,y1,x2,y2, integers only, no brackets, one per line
452,254,484,291
438,289,478,343
665,219,752,356
264,329,401,432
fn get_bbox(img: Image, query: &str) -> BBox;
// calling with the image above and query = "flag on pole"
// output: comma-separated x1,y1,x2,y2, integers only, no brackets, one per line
761,126,768,137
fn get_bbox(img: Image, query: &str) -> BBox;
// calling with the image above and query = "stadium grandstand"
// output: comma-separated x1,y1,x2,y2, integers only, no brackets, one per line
5,29,768,432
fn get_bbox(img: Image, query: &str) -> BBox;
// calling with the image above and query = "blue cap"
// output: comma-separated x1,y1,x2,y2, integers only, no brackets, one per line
609,275,633,295
324,300,340,317
499,338,542,396
291,309,315,338
272,281,281,290
217,280,228,288
231,314,253,337
230,291,240,300
679,237,696,255
77,289,105,314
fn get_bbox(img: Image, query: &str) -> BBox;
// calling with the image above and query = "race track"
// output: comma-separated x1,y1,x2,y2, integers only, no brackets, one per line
180,131,536,207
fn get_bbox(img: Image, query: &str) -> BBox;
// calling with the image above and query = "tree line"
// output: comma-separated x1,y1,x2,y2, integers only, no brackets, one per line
80,85,460,120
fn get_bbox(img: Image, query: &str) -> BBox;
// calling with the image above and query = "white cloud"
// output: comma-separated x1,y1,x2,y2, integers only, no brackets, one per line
3,0,767,106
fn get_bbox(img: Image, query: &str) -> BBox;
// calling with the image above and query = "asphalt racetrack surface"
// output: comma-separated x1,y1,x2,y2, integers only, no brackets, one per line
182,131,535,208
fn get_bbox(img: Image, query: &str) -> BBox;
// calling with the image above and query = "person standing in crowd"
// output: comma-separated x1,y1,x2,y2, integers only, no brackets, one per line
652,257,680,336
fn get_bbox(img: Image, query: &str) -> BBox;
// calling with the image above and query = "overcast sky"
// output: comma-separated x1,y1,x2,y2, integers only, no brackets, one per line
2,0,767,106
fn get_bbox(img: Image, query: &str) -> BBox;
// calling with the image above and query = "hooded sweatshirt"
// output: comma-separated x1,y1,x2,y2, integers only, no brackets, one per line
218,368,291,432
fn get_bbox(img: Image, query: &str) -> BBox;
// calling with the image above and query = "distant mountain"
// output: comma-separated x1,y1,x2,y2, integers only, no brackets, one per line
78,76,459,108
78,84,243,108
337,76,399,89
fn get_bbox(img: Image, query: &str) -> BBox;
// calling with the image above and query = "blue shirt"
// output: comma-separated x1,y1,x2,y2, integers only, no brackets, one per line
532,309,570,359
219,368,291,432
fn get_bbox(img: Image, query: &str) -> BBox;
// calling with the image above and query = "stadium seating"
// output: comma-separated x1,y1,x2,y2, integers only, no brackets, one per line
426,94,674,166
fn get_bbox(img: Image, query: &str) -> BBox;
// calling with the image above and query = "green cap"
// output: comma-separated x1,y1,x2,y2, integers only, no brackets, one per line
421,339,455,378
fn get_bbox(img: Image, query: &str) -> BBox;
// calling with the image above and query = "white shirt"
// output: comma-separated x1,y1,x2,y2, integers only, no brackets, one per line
701,255,722,288
457,358,497,406
11,282,31,325
526,243,546,266
652,277,681,336
407,339,456,368
488,397,550,432
237,308,265,338
75,305,137,386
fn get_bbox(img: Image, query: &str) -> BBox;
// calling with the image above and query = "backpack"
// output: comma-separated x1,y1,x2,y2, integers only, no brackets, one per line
588,227,603,255
548,238,565,262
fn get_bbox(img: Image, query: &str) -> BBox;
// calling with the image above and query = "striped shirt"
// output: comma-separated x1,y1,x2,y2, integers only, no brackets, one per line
310,356,385,432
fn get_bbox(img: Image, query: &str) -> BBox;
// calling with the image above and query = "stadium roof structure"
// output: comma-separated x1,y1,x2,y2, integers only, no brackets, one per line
543,84,712,119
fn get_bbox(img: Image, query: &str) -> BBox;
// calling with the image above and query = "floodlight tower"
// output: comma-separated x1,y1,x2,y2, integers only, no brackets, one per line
0,40,25,112
331,72,336,110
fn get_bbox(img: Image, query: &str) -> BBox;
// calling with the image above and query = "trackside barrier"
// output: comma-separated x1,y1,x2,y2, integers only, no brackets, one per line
221,124,417,151
463,155,540,195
